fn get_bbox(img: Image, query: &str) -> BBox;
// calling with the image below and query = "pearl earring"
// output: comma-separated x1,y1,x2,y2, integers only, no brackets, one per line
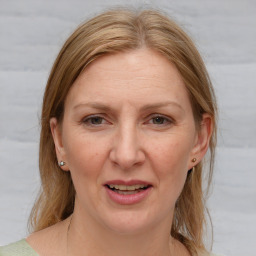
58,161,66,167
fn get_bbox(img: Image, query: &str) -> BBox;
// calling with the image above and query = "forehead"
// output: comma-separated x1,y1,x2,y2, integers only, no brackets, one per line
81,48,183,85
65,48,191,110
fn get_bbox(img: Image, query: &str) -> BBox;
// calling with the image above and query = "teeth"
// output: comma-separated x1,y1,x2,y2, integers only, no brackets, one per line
108,184,148,191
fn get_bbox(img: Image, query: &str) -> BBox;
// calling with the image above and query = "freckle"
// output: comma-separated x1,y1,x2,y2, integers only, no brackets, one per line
90,153,99,160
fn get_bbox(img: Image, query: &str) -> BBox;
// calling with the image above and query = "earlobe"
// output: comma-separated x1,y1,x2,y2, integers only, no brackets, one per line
189,114,213,169
50,118,69,171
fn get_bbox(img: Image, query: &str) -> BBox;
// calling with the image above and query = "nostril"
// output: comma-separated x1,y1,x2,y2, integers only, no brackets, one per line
109,148,146,170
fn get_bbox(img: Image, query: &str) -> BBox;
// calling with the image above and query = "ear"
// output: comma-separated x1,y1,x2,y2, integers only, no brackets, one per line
188,113,213,170
50,117,69,171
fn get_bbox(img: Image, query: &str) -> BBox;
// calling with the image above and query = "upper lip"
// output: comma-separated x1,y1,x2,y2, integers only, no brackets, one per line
104,179,152,186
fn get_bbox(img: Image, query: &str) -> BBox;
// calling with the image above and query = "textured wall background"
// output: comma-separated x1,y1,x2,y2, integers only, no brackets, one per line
1,0,256,255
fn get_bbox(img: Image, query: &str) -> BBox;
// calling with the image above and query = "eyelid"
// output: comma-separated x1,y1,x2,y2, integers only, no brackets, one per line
147,113,174,124
80,113,174,126
81,114,110,125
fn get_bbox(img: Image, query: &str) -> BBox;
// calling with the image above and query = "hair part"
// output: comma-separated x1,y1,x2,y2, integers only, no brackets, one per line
29,8,217,256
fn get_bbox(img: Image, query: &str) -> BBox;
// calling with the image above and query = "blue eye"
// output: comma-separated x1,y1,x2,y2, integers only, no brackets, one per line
83,116,104,125
149,115,172,126
152,116,166,124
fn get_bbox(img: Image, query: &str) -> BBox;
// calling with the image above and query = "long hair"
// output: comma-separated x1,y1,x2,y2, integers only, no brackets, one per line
29,8,217,255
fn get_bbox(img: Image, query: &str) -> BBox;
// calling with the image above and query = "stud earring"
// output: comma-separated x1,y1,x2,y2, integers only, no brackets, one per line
58,161,66,167
192,158,197,163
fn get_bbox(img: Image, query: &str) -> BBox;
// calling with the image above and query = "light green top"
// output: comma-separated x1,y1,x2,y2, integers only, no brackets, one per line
0,239,38,256
0,239,223,256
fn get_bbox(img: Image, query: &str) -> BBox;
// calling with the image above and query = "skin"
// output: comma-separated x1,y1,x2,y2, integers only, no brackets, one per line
27,48,212,256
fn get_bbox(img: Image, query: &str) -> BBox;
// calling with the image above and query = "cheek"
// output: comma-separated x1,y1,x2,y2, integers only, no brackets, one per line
151,137,192,173
63,131,106,180
149,136,193,196
63,134,108,207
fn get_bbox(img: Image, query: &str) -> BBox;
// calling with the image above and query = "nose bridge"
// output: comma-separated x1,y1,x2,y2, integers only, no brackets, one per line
110,120,144,169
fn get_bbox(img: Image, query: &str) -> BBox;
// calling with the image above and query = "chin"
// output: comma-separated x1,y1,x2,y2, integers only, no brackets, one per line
99,209,160,235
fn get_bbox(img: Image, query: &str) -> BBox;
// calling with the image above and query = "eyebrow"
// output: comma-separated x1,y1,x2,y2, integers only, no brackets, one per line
73,102,111,111
73,101,184,112
140,101,184,112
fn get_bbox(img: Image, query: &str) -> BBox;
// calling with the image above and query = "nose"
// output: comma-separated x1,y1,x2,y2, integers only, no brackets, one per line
109,124,145,170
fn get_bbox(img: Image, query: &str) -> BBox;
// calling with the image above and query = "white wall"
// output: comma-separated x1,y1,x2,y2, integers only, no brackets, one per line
1,1,256,255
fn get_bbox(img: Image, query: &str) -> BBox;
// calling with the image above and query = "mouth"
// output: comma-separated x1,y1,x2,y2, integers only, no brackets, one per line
103,180,153,205
105,184,151,195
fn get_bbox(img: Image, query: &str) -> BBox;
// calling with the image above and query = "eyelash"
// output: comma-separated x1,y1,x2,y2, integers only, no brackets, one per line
147,114,173,126
82,115,107,126
81,114,173,127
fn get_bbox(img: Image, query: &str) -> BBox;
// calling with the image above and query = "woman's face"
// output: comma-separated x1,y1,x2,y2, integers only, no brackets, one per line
51,48,209,234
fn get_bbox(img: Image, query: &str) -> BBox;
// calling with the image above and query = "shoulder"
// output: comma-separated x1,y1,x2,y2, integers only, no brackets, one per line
0,239,38,256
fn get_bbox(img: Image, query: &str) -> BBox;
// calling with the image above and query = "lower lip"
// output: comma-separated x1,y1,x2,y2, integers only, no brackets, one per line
104,186,152,205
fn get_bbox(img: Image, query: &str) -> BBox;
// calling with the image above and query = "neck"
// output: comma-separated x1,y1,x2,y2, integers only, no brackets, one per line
67,210,175,256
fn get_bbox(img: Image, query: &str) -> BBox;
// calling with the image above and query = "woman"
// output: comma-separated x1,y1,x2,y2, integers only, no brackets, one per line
0,8,219,256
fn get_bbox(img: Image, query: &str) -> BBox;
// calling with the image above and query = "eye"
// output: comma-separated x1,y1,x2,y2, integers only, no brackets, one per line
152,116,167,124
82,115,106,126
147,114,173,126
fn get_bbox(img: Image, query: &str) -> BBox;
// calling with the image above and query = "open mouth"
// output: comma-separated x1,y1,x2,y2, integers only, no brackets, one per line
105,184,152,195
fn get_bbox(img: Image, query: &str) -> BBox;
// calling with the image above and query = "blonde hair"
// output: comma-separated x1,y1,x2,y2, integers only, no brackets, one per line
29,8,217,255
